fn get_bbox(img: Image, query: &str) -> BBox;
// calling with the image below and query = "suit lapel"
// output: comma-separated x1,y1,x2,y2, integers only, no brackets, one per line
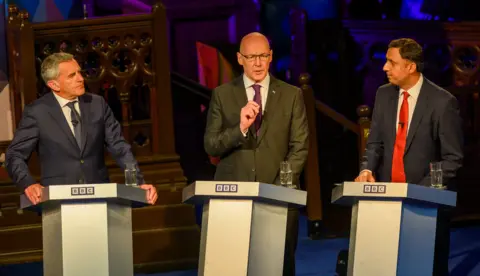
45,93,80,152
79,94,90,155
232,77,256,137
257,77,281,144
389,88,400,148
405,82,429,153
233,76,248,108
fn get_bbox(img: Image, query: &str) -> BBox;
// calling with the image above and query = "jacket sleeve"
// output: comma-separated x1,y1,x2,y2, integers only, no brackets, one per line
103,97,145,184
204,88,247,157
285,89,309,184
418,95,464,187
5,105,39,191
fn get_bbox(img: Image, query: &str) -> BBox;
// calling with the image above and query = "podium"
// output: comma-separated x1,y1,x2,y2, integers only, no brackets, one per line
332,182,456,276
182,181,307,276
20,183,148,276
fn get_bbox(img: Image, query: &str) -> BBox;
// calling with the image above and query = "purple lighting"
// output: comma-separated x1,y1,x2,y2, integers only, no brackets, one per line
228,15,237,44
401,0,434,20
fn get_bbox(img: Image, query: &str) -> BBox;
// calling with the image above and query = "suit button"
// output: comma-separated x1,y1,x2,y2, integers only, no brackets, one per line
80,160,84,164
252,168,255,172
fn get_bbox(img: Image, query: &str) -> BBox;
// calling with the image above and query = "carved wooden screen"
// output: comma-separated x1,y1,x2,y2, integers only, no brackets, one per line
7,4,175,160
3,4,199,271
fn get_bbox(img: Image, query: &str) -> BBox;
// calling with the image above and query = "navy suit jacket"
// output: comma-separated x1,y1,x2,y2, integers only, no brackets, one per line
360,78,464,188
6,92,144,191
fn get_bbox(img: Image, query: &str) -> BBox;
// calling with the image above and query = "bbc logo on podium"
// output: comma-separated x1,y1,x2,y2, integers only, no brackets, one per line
71,186,95,196
363,184,386,194
215,184,238,193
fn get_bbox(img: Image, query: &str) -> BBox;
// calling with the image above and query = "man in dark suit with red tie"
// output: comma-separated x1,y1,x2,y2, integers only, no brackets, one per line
355,38,463,275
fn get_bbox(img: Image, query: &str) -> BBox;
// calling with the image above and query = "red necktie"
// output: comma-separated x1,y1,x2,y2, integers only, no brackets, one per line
391,91,409,182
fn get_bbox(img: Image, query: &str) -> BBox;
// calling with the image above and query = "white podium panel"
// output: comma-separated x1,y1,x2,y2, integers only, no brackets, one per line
183,181,307,276
21,183,147,276
332,182,456,276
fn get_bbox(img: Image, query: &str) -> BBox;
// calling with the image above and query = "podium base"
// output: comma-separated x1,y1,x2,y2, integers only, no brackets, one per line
199,199,288,276
348,200,437,276
43,201,133,276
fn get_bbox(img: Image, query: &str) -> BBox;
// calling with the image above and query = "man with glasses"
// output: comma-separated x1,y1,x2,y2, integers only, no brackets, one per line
204,32,309,275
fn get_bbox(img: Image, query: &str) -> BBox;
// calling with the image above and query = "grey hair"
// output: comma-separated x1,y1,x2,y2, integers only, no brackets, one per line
40,52,75,83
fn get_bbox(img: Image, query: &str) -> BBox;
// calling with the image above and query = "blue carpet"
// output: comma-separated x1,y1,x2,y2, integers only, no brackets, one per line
2,215,480,275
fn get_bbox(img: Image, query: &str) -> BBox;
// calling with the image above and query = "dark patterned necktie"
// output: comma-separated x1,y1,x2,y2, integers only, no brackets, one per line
252,84,262,135
66,101,82,148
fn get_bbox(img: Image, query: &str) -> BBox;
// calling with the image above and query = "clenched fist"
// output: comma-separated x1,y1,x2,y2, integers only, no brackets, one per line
355,170,376,182
240,101,260,133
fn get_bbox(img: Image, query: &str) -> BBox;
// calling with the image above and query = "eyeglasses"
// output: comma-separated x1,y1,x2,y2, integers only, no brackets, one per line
239,53,271,62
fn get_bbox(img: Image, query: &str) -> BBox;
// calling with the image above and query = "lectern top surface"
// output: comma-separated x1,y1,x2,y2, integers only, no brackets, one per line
331,182,456,207
182,181,307,207
20,183,148,209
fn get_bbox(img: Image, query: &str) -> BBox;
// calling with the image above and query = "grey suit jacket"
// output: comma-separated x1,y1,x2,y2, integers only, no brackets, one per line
6,92,144,191
361,78,463,187
204,75,309,185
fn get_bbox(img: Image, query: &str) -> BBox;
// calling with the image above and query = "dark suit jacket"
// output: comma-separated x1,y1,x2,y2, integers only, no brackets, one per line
204,75,309,185
6,92,144,191
361,77,463,187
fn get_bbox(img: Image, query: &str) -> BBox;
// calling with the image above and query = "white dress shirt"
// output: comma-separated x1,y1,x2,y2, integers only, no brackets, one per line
243,73,270,114
396,74,423,134
52,92,81,136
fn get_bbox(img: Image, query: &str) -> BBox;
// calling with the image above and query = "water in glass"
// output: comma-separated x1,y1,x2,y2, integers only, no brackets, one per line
125,163,137,187
280,161,295,189
430,162,444,189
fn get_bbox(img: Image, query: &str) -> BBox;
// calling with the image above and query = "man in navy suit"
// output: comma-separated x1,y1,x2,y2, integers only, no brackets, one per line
356,38,463,275
6,52,157,205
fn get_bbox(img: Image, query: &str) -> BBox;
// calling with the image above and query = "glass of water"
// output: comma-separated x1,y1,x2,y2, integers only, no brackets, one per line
125,163,138,187
430,162,444,189
280,161,295,189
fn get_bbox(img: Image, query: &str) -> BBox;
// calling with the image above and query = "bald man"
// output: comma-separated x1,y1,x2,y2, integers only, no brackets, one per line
204,32,309,275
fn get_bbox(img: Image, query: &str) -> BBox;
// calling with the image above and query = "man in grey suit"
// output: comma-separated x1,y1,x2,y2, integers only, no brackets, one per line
204,32,309,276
6,52,157,205
356,38,463,275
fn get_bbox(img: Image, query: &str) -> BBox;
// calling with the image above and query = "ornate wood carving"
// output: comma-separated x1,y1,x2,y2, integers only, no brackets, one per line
1,4,199,271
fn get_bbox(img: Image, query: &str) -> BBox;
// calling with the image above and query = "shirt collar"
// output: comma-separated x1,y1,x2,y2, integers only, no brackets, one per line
400,74,423,100
243,73,270,89
52,92,78,107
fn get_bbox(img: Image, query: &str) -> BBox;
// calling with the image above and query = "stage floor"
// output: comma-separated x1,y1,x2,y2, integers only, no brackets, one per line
1,215,480,276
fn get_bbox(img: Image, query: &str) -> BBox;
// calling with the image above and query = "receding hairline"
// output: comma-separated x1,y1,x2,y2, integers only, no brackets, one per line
239,32,270,53
40,52,76,83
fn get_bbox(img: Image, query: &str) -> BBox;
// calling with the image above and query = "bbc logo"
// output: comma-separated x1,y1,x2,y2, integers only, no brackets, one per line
71,186,95,196
363,185,386,194
215,184,238,193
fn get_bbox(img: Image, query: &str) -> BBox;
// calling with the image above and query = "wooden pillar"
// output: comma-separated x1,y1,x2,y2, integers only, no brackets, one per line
152,3,176,155
299,73,324,239
6,5,36,128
